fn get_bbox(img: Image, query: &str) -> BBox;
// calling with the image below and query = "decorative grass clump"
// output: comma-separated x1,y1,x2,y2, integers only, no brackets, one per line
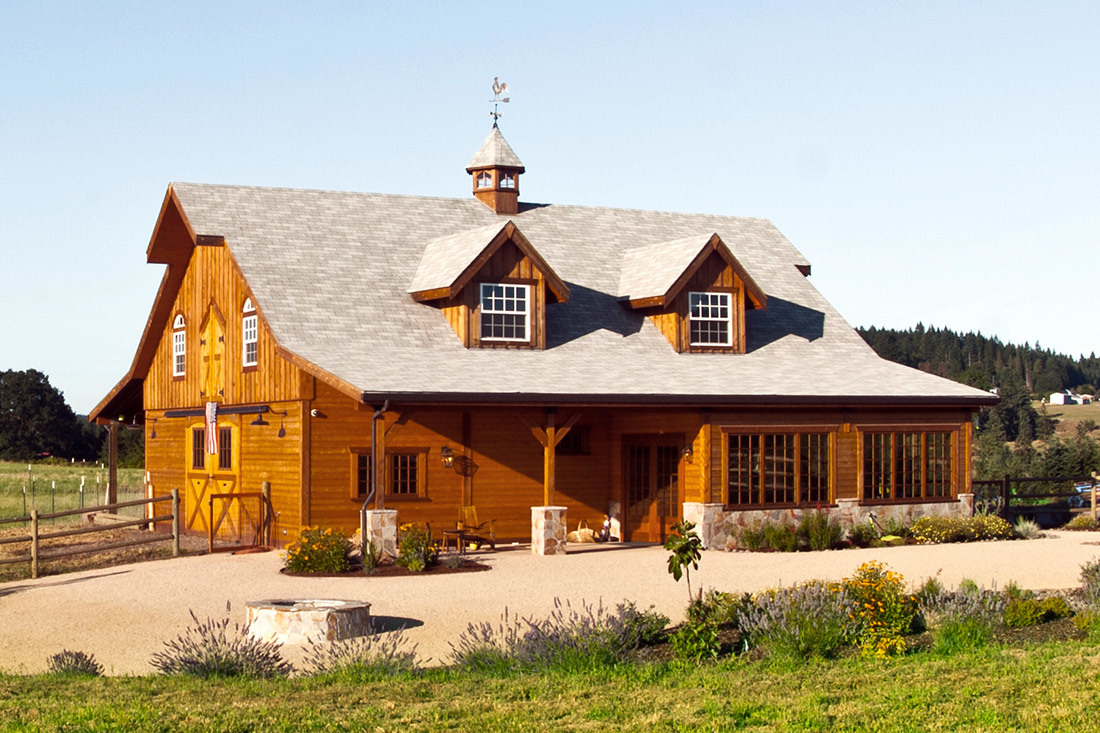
1063,514,1100,531
1013,517,1043,539
449,598,668,673
283,526,352,574
732,511,845,552
47,650,104,677
151,611,292,678
301,627,420,680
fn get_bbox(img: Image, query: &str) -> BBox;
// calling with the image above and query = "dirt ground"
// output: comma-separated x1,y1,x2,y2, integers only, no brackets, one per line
2,529,1099,675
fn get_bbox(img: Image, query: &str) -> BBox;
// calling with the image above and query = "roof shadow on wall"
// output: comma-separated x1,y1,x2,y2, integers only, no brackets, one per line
746,296,825,352
546,283,645,349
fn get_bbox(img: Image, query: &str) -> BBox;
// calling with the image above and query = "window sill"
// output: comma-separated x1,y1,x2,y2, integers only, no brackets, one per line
724,502,839,511
859,497,955,506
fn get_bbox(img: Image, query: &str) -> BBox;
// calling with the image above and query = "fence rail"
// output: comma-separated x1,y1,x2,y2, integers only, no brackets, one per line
973,474,1099,523
0,490,180,578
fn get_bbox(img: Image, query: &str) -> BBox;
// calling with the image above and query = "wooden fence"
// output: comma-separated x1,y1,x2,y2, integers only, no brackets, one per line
0,490,180,579
972,474,1099,524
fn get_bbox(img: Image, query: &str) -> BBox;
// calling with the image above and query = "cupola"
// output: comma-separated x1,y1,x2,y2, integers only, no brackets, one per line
466,124,525,215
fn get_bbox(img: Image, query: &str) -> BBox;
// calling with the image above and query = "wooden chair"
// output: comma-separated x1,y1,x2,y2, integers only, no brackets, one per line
458,506,496,551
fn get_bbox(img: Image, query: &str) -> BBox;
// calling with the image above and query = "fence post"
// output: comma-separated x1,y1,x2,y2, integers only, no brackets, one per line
1001,474,1011,517
261,481,271,546
171,489,180,557
1092,478,1098,524
30,509,39,579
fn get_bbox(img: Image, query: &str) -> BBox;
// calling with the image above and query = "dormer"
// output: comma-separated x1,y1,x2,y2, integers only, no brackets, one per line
617,233,766,353
466,124,525,215
408,221,568,349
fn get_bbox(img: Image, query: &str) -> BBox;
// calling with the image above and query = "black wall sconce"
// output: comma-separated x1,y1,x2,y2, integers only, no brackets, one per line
149,418,157,439
441,445,456,468
680,444,693,463
250,410,269,426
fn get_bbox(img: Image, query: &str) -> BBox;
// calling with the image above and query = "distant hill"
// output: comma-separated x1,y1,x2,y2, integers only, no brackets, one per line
856,324,1100,395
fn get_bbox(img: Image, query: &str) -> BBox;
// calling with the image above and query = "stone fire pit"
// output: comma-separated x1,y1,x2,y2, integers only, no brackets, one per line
245,599,372,644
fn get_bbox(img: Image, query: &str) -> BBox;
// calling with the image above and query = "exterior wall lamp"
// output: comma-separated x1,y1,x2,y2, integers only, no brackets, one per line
441,445,456,468
680,444,693,463
149,418,157,439
250,411,269,426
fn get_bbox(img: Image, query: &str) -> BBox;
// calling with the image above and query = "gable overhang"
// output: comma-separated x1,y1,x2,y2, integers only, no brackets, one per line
409,220,570,304
619,233,767,310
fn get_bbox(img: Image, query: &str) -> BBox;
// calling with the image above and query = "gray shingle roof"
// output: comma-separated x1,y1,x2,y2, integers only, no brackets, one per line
466,126,525,171
617,233,715,300
169,182,993,404
407,221,508,294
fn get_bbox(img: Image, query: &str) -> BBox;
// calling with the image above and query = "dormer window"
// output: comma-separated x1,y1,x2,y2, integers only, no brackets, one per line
242,298,258,368
476,171,493,189
480,283,530,342
172,314,186,377
688,291,732,346
500,172,515,189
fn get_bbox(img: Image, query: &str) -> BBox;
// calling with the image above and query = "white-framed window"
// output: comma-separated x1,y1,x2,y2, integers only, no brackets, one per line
501,172,515,189
688,291,732,346
476,171,492,189
242,298,258,368
172,314,186,376
480,283,530,342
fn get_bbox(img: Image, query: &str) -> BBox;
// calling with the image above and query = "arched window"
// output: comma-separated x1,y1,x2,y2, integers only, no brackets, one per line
242,298,258,368
172,314,186,377
476,171,493,189
501,172,515,189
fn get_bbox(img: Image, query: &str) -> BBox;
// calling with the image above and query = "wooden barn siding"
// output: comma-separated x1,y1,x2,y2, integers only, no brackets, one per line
648,251,747,353
706,406,974,505
144,243,303,411
609,410,706,507
440,239,548,349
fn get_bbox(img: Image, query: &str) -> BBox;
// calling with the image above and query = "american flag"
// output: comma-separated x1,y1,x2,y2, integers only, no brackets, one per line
205,402,218,455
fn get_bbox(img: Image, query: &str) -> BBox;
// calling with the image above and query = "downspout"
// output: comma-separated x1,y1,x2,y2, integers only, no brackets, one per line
360,400,389,545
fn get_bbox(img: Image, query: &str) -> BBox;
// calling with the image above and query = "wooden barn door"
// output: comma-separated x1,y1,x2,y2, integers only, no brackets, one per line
623,436,682,543
184,419,240,536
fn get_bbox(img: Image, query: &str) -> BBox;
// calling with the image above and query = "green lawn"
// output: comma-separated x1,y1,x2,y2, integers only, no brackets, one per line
0,461,145,521
2,643,1099,731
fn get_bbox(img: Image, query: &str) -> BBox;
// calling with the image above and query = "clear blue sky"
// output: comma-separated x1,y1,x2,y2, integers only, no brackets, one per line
2,1,1097,413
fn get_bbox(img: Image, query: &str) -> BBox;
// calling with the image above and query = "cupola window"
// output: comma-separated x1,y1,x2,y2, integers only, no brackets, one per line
476,171,493,189
500,172,515,189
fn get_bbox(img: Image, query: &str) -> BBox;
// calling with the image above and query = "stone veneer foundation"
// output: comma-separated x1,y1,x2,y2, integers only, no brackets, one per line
246,599,372,644
531,506,567,555
683,494,975,551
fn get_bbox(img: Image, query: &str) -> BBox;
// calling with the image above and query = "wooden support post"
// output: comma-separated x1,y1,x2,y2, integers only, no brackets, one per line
30,509,39,579
106,423,119,513
1001,474,1011,517
171,489,180,557
261,481,271,546
1091,479,1097,524
544,411,556,506
373,407,387,511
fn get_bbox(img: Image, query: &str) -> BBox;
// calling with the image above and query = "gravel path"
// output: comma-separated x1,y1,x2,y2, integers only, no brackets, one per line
2,531,1098,675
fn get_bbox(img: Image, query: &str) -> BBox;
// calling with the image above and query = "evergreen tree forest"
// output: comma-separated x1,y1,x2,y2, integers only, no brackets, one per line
858,325,1100,480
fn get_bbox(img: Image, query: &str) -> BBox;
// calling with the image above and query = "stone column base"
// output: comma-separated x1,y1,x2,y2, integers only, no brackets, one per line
532,506,567,555
682,502,727,550
363,509,398,560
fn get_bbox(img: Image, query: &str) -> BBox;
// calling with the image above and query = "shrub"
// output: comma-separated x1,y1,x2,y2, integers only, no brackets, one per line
47,650,103,677
879,516,911,538
1004,599,1045,628
396,524,438,572
440,553,464,569
687,589,747,627
151,611,292,678
1039,596,1074,620
670,620,720,661
1063,514,1100,531
847,521,879,548
843,561,919,658
910,516,1013,544
616,601,670,647
922,589,1004,654
301,628,419,680
914,576,944,605
798,510,843,551
284,526,352,574
362,537,380,574
738,522,768,551
1081,559,1100,603
1073,610,1100,639
1013,517,1043,539
737,582,860,660
762,521,799,552
449,599,663,672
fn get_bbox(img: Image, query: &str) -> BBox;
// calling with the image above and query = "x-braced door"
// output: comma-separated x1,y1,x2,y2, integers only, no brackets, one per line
184,420,239,536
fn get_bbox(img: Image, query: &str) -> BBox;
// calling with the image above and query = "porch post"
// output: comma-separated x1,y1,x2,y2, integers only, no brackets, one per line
106,422,118,513
543,409,556,505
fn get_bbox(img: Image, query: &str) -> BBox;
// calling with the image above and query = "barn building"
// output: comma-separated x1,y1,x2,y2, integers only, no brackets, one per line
90,124,996,550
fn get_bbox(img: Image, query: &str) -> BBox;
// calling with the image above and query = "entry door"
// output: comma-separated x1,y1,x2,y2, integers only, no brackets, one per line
623,436,682,542
184,420,240,535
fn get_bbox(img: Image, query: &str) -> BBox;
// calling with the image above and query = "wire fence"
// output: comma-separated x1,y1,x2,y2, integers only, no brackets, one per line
0,464,147,524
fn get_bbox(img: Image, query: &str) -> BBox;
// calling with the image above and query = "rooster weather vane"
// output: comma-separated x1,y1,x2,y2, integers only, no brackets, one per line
489,77,510,124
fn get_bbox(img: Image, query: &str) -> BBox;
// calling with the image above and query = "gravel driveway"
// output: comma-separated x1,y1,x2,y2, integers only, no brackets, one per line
2,531,1098,675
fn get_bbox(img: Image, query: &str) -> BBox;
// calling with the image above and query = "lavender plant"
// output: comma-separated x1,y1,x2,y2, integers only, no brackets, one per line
448,598,667,672
301,627,419,679
921,588,1005,654
47,650,104,677
737,582,861,660
151,611,293,678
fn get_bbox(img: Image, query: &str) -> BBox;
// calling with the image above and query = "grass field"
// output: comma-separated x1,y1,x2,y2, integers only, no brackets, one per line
2,642,1099,731
0,461,145,522
1039,401,1100,438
